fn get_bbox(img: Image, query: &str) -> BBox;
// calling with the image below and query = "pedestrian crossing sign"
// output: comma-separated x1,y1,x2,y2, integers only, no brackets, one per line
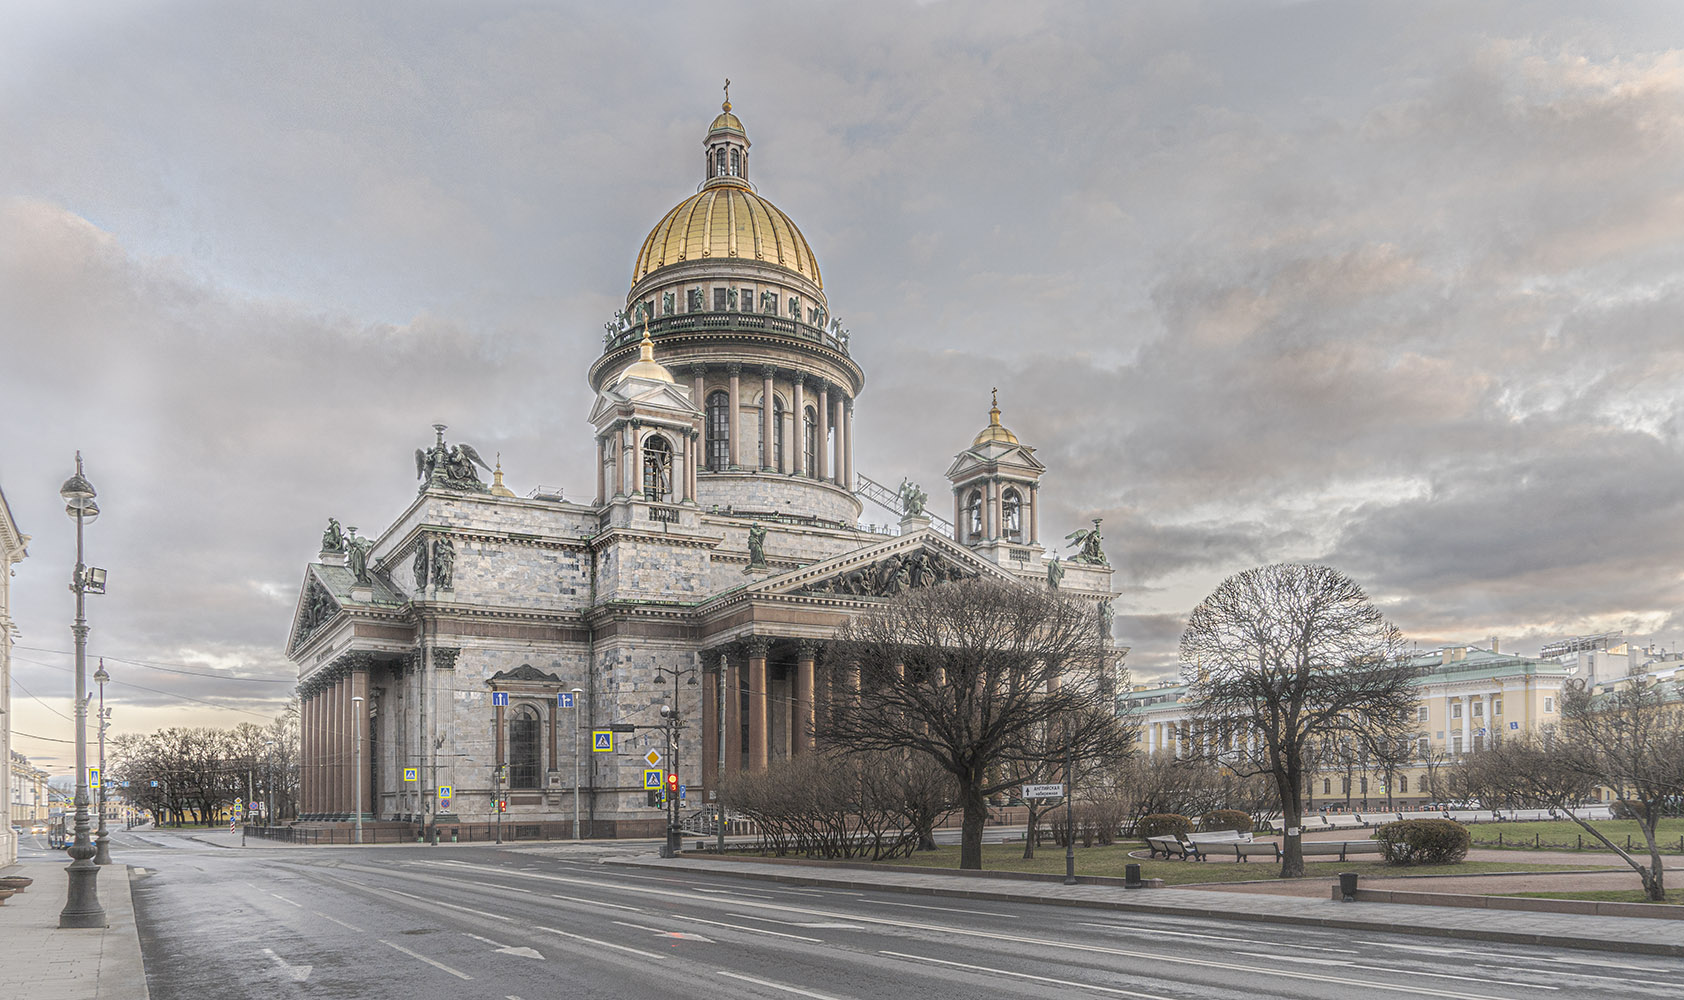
644,769,664,790
439,785,453,803
592,730,614,752
88,767,100,789
403,767,418,782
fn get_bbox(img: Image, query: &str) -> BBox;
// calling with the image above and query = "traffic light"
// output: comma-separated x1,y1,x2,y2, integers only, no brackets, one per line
498,798,507,813
666,772,678,797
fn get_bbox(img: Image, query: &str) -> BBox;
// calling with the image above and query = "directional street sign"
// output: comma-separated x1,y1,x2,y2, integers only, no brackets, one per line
403,767,418,782
149,780,158,787
679,784,686,801
492,691,510,707
1509,721,1520,730
592,730,614,752
439,785,453,803
88,767,101,789
557,692,575,708
1021,783,1064,800
643,769,664,790
643,749,663,768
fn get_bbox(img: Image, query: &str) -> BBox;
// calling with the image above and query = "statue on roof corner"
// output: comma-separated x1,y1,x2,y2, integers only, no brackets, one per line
320,517,347,554
745,523,768,571
415,424,492,494
898,478,927,518
1065,518,1107,566
346,528,373,586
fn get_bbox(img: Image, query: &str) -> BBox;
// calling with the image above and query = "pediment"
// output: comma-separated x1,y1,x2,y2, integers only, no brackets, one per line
489,663,562,684
588,380,699,425
753,529,1022,600
286,568,343,656
945,442,1044,480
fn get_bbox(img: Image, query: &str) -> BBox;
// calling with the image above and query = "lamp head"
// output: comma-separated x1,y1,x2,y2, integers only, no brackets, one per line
60,452,96,502
93,665,109,685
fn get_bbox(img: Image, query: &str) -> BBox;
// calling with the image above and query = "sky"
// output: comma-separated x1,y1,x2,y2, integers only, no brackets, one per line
4,1,1684,774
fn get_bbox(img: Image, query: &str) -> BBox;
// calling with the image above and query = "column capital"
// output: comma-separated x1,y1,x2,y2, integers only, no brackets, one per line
791,371,806,387
761,364,776,379
689,363,708,378
796,639,822,660
746,636,772,657
726,362,743,376
432,647,461,670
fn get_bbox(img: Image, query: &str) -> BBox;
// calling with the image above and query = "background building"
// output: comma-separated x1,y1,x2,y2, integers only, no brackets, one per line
9,750,49,829
286,101,1120,838
0,484,27,863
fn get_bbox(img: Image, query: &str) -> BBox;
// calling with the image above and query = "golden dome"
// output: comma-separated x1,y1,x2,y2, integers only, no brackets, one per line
615,328,676,385
972,390,1020,447
709,109,746,135
632,184,823,288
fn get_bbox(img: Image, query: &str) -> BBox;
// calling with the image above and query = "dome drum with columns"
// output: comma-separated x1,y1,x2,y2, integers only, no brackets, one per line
283,94,1121,841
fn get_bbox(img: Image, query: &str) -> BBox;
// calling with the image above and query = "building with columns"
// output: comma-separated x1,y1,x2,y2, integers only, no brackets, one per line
285,99,1122,838
0,485,27,864
1122,643,1573,809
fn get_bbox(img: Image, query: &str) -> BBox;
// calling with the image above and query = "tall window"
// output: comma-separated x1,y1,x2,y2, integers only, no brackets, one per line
762,396,784,470
642,434,673,500
966,490,983,540
1002,487,1023,540
803,406,818,476
1399,775,1409,794
730,148,740,175
509,706,540,789
707,391,731,470
716,148,727,176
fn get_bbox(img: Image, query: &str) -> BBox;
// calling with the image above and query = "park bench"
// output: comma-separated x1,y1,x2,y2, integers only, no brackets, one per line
1144,836,1182,859
1175,838,1209,861
1188,830,1252,844
1300,840,1381,862
1233,841,1282,863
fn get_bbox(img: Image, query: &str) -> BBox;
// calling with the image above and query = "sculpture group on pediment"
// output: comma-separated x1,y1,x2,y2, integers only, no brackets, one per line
799,546,976,598
295,578,338,645
897,478,927,517
1065,518,1107,566
320,517,347,554
416,425,492,494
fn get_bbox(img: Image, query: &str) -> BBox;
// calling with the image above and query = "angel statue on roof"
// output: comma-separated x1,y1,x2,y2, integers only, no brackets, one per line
1066,518,1108,566
415,424,493,494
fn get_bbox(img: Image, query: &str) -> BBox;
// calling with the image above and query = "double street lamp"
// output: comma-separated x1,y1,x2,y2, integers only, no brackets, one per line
93,659,111,866
59,452,107,929
653,666,698,858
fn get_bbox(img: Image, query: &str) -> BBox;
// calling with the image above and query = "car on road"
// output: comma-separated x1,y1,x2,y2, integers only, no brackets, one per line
30,823,48,835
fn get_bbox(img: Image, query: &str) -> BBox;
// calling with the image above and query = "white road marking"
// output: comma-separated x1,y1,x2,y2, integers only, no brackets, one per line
269,893,303,908
550,892,642,911
382,885,510,921
717,970,849,1000
692,887,776,899
313,911,364,933
611,919,668,933
1230,952,1558,989
379,939,473,980
867,899,1017,918
1078,922,1358,954
537,926,663,960
674,913,823,942
881,950,1174,1000
260,947,312,982
404,861,1521,1000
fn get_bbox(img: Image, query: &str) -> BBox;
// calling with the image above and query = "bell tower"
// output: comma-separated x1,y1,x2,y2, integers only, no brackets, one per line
946,390,1045,569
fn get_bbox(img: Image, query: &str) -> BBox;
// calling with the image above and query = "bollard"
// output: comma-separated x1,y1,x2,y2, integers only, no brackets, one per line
1124,863,1143,888
1338,872,1359,902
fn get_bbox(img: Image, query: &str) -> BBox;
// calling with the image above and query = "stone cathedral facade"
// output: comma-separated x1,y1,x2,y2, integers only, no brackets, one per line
285,100,1120,837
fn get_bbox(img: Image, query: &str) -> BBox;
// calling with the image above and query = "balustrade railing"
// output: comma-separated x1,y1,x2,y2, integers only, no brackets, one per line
603,312,849,355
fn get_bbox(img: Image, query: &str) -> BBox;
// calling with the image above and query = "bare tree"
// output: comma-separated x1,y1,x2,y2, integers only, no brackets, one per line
1559,669,1684,901
822,578,1134,870
1180,563,1414,877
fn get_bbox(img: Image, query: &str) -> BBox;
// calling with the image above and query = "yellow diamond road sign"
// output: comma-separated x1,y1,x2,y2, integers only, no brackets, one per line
643,749,663,768
644,769,664,790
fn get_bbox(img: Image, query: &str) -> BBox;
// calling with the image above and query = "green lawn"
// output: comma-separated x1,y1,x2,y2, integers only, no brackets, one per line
1501,889,1674,905
1464,818,1684,854
867,843,1588,886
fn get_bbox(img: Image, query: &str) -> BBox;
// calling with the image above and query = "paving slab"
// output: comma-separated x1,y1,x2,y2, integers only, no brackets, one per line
0,860,150,1000
607,853,1684,958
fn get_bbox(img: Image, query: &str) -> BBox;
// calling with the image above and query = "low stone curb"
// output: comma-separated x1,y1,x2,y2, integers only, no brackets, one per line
607,855,1684,958
1342,885,1684,920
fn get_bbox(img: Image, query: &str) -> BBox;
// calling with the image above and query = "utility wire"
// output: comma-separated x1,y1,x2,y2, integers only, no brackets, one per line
16,645,293,684
13,730,75,744
9,673,72,721
11,655,279,721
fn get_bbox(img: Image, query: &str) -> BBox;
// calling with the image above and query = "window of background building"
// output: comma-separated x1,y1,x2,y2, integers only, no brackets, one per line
1473,702,1483,717
1418,705,1429,722
1494,699,1502,715
1452,703,1462,719
1417,737,1430,758
1399,775,1409,793
713,288,728,311
1323,778,1331,794
741,287,754,312
1544,697,1554,713
509,706,541,789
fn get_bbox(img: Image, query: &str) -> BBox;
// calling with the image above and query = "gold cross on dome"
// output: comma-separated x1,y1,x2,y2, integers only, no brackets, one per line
724,78,731,104
991,386,998,407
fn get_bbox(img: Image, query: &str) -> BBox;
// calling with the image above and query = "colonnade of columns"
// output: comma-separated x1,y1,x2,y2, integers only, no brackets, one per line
300,663,372,820
594,420,701,505
700,638,829,795
952,479,1039,545
682,363,854,484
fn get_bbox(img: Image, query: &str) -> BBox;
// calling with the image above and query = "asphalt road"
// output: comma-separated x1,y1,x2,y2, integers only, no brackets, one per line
89,829,1682,1000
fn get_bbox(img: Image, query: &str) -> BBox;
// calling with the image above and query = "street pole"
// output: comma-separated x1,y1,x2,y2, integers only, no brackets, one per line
59,452,106,928
570,687,584,840
352,694,364,844
93,660,111,865
1064,739,1077,885
494,764,503,845
265,739,275,830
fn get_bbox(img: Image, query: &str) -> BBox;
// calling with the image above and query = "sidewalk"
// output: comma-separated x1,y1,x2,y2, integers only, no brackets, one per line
0,860,149,1000
606,854,1684,958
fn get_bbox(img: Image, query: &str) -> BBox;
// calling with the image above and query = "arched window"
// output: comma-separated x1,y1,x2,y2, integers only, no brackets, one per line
1002,487,1023,541
508,705,540,790
966,490,983,541
707,391,731,470
1398,775,1408,794
642,434,673,500
730,148,740,176
773,396,785,471
803,406,818,477
716,148,728,175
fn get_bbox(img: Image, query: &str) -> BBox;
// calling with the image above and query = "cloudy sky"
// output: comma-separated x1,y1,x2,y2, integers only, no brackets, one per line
5,1,1684,773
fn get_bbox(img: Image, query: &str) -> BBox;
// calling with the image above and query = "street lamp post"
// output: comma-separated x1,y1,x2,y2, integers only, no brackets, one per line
1064,739,1077,886
569,687,584,840
59,452,107,928
351,695,364,844
264,739,275,828
93,660,111,865
653,666,698,858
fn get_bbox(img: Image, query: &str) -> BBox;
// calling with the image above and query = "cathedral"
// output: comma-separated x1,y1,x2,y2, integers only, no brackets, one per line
285,98,1120,837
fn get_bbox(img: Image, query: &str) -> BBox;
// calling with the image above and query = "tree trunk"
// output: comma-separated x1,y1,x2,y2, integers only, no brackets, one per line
959,782,987,870
1277,771,1305,878
1022,804,1039,860
1642,814,1666,902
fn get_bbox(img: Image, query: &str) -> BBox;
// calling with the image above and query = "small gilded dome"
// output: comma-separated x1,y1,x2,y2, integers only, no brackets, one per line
709,108,746,136
632,185,822,288
615,329,676,385
972,392,1020,447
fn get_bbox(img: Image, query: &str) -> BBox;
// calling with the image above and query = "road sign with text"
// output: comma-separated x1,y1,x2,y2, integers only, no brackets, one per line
592,730,614,752
1021,784,1064,799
